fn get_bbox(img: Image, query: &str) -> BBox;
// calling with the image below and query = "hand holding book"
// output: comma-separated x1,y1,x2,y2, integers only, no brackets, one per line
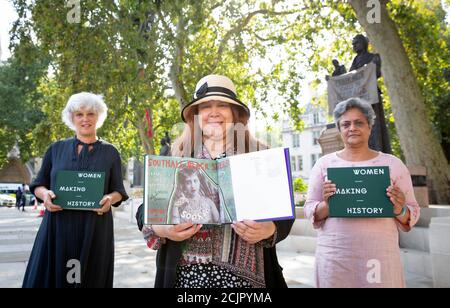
386,183,410,225
153,223,203,242
34,187,62,212
94,194,113,216
232,220,276,245
322,180,336,203
386,183,406,213
93,192,125,216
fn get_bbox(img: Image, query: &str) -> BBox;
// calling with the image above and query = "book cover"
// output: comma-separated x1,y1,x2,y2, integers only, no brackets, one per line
144,148,295,225
327,166,393,218
53,170,105,210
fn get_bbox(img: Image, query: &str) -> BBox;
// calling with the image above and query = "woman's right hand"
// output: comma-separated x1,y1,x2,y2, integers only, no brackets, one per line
43,190,63,212
314,180,336,221
153,223,202,242
322,180,336,203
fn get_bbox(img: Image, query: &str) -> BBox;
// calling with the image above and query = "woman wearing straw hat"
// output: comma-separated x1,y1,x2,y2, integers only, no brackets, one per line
139,75,294,288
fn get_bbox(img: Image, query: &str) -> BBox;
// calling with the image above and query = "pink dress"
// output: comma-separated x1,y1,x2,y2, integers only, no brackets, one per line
304,152,420,288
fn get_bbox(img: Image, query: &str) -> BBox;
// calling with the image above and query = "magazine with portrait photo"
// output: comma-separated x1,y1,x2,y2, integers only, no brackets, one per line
144,147,295,225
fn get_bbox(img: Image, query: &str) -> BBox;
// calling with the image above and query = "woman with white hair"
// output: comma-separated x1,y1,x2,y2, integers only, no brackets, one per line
304,97,420,288
23,92,129,288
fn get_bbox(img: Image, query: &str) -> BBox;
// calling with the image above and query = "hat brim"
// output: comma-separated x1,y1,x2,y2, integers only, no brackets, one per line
181,94,250,122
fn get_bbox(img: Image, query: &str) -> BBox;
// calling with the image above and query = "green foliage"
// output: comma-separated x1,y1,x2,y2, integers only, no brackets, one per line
5,0,449,165
283,0,449,159
388,0,450,159
9,0,313,160
0,38,49,166
293,177,307,193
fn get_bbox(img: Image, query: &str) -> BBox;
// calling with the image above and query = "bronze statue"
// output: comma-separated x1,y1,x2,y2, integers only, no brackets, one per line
326,59,347,81
350,34,381,76
326,34,391,153
159,131,171,156
349,34,391,153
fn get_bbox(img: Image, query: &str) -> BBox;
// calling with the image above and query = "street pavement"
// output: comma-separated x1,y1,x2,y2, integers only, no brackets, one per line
0,206,430,288
0,206,314,288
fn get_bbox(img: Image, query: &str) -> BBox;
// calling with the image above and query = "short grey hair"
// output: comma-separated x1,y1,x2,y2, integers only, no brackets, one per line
61,92,108,131
333,97,376,130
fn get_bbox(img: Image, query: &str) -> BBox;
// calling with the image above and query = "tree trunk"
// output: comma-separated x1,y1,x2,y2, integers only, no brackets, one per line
349,0,450,203
137,118,154,155
169,17,189,108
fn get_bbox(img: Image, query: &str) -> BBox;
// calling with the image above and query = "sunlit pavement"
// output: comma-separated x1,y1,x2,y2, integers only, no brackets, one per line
1,206,429,288
0,206,314,288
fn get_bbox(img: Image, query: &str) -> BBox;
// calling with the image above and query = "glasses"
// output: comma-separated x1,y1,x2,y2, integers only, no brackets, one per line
339,120,367,130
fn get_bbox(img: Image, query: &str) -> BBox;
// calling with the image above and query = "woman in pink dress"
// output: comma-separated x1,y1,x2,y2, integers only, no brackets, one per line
304,97,420,288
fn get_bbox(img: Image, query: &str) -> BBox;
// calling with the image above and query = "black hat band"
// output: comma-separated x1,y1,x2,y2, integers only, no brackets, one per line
194,82,237,99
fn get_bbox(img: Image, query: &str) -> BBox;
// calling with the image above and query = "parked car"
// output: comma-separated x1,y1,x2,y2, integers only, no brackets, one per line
0,183,36,207
0,193,16,207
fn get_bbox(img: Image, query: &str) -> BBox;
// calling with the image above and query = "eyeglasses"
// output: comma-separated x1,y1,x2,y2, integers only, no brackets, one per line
339,120,367,129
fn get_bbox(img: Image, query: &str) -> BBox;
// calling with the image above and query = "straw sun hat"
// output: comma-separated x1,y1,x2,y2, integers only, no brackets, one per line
181,74,250,122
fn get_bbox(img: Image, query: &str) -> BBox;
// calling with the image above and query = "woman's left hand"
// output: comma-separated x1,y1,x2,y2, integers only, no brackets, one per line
94,194,113,216
386,183,406,214
232,220,276,245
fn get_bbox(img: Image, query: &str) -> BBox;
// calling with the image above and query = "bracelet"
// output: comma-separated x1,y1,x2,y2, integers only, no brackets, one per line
395,205,408,218
142,225,165,249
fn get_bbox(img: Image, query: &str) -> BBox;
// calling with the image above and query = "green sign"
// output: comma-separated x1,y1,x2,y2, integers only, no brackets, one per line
328,166,393,218
53,170,105,210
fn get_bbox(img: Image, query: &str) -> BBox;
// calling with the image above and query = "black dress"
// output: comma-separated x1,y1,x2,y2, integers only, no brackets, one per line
22,137,129,288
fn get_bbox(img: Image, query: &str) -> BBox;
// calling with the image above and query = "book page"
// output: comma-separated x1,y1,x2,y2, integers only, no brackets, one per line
227,148,294,221
216,158,236,223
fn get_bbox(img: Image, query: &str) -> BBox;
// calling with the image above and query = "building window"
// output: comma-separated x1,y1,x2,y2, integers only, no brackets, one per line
313,113,320,125
311,154,319,168
291,156,297,172
293,134,300,148
312,131,320,145
298,156,303,171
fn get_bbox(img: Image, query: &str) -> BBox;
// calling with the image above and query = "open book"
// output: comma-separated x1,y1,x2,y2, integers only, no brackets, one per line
144,148,295,225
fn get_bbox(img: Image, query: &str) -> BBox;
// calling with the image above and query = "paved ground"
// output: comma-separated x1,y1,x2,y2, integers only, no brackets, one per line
0,206,431,288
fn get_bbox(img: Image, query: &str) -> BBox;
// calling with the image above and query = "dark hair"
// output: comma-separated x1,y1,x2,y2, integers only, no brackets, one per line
177,168,199,187
172,103,266,157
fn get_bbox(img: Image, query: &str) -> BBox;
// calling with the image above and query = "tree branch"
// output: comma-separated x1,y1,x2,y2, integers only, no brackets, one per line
155,8,175,41
211,9,300,71
169,15,189,106
210,0,227,11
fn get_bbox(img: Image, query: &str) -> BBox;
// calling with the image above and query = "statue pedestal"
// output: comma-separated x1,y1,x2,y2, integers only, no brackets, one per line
407,165,429,208
430,217,450,287
318,123,344,155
